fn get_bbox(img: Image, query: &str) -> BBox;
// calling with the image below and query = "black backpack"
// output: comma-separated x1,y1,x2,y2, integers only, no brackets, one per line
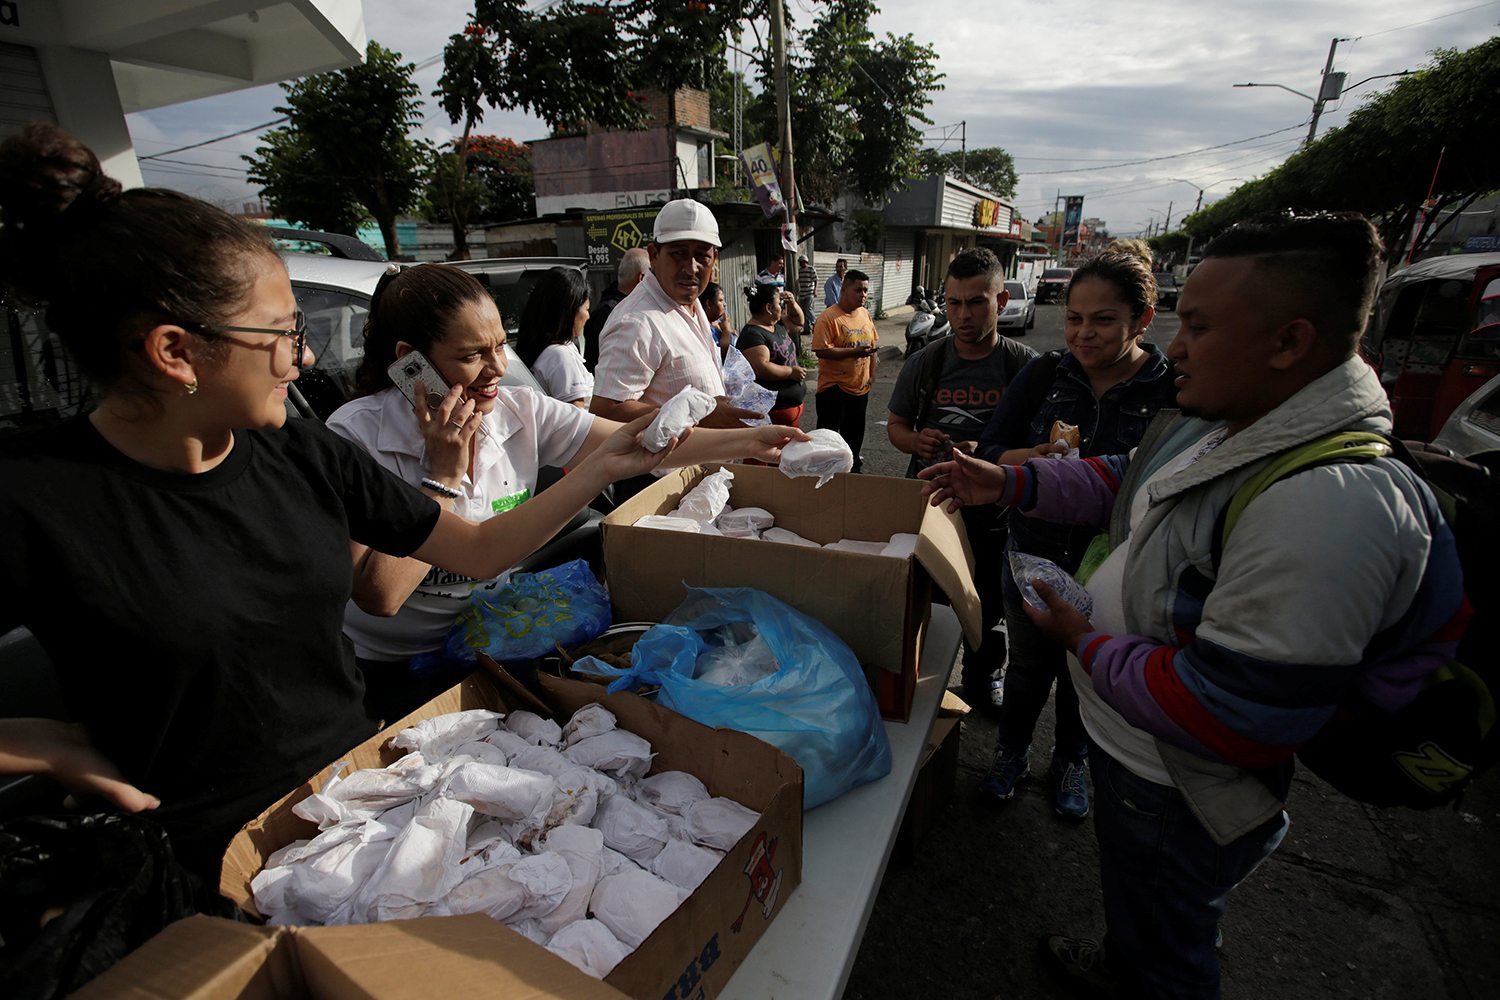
1215,431,1499,809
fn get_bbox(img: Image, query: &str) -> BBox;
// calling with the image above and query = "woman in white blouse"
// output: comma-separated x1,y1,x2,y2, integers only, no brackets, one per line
327,264,804,719
519,267,593,407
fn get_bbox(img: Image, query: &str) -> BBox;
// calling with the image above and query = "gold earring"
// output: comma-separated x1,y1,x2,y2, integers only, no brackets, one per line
185,379,198,395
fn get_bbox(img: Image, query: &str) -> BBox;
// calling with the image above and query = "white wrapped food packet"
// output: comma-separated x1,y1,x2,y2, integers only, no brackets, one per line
716,507,774,537
643,385,717,452
762,526,819,547
674,467,734,522
452,740,509,767
1009,551,1094,619
634,515,703,533
590,792,670,863
504,710,563,747
881,533,920,560
440,762,555,828
564,730,655,780
649,838,723,891
441,850,572,923
390,710,504,760
546,919,630,979
590,869,690,949
778,428,853,487
562,703,618,746
682,796,760,851
633,770,709,816
484,729,535,759
538,824,605,934
823,538,889,555
353,796,474,923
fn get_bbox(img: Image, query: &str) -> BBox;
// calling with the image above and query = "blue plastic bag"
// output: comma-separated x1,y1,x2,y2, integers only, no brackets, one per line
577,586,892,808
410,559,612,673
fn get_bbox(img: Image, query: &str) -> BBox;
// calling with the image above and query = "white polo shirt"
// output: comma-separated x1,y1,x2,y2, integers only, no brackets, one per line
593,271,726,406
326,385,593,661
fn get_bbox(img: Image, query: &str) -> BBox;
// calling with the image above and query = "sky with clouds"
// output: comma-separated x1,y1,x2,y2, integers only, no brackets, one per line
128,0,1500,238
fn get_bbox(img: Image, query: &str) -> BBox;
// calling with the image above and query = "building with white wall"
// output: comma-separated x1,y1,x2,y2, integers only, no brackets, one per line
0,0,365,187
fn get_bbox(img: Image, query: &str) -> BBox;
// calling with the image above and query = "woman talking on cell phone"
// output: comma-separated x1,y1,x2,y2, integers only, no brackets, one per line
327,263,809,722
0,123,804,884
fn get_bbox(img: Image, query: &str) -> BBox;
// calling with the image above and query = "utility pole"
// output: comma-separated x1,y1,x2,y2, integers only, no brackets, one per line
1053,190,1062,262
770,0,797,296
960,120,966,183
1164,200,1173,232
1306,37,1347,147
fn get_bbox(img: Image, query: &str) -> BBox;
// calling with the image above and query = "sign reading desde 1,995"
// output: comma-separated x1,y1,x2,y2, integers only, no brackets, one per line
583,208,659,269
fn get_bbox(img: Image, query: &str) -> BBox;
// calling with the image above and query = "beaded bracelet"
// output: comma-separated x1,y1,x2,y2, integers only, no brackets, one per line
420,477,461,499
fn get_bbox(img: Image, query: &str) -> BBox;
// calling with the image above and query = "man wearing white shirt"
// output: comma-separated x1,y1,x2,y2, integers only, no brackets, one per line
592,199,757,498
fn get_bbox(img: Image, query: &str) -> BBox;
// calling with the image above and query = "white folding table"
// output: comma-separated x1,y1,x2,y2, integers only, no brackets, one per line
717,605,961,1000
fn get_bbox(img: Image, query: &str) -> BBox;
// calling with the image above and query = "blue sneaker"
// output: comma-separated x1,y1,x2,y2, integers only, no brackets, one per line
981,745,1030,800
1052,757,1090,819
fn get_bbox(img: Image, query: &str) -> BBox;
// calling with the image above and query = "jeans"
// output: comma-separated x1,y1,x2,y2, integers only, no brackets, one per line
995,560,1089,761
960,505,1009,687
1091,747,1289,999
814,387,868,472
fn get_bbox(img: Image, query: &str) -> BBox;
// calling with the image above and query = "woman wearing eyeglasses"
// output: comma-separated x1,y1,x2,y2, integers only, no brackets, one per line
0,124,805,885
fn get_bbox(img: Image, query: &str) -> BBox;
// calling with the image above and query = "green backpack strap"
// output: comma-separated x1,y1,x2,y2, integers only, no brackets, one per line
1214,431,1393,567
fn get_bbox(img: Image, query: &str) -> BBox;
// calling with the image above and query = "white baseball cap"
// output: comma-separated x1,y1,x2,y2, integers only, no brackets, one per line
653,199,721,248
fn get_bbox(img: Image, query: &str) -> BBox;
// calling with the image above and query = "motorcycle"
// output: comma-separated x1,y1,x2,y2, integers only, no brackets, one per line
904,287,950,356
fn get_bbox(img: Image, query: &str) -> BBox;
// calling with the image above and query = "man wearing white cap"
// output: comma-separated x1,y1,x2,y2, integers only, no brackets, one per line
592,199,759,498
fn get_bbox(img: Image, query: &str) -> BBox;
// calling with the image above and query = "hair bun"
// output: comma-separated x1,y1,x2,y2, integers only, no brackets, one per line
0,122,120,229
1103,238,1152,264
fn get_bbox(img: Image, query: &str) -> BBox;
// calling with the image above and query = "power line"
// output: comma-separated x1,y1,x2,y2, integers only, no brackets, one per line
138,117,288,160
1019,123,1308,176
1357,0,1500,38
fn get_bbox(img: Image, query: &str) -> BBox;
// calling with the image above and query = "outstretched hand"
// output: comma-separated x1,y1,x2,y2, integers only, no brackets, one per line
1022,578,1095,652
700,399,764,429
917,449,1010,512
744,424,811,464
593,410,683,481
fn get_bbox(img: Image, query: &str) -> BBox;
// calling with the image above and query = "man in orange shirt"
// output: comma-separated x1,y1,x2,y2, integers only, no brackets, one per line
811,269,878,471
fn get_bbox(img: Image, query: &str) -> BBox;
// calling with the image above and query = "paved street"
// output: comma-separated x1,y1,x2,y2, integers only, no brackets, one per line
801,301,1500,1000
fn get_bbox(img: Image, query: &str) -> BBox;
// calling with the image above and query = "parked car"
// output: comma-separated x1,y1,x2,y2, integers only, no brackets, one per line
277,230,584,421
997,281,1036,334
1154,272,1180,310
1431,371,1500,458
1034,267,1075,304
1361,250,1500,440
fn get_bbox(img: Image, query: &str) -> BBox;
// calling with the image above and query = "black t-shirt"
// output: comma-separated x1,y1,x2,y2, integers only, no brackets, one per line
0,416,440,878
736,321,807,411
889,336,1036,471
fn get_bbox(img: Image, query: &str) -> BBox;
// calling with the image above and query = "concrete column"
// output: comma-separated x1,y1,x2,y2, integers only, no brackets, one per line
35,45,143,189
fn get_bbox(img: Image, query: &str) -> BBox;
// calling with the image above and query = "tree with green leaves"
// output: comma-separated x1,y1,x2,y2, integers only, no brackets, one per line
918,147,1017,199
745,0,942,204
1180,37,1500,263
423,134,536,251
245,42,431,259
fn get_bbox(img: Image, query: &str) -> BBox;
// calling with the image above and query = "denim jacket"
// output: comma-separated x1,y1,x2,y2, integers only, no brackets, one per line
977,344,1177,570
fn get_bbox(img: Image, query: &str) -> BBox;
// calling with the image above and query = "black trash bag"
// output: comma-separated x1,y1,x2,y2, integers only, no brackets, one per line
0,812,242,1000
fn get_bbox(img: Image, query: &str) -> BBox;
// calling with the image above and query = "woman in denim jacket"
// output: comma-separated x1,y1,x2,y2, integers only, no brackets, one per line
974,241,1178,818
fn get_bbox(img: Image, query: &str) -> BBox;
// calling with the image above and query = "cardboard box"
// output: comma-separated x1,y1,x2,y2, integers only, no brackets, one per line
69,912,635,1000
893,692,970,863
602,465,983,720
218,667,803,1000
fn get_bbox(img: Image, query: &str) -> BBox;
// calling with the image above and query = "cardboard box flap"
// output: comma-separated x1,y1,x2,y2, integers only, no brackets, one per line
913,507,984,650
68,915,298,1000
295,916,633,1000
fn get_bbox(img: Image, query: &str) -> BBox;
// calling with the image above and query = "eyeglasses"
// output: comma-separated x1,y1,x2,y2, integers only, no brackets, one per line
185,312,308,368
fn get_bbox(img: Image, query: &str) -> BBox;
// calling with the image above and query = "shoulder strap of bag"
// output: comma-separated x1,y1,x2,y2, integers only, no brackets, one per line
910,337,951,432
1020,349,1065,418
1212,431,1393,569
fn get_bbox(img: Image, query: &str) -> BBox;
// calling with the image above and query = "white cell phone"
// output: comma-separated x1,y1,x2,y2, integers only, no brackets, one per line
387,351,451,411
